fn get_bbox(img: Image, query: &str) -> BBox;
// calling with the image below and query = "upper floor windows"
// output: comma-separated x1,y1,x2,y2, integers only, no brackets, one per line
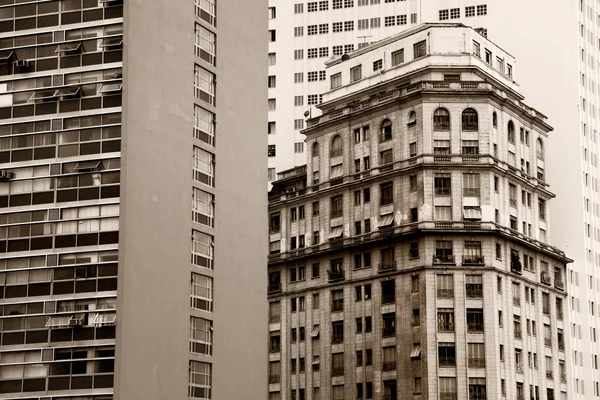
194,64,215,106
492,111,497,128
433,108,450,131
312,142,319,157
507,120,515,143
194,23,216,66
196,0,216,26
461,108,478,131
380,119,392,142
413,40,426,59
331,72,341,89
537,138,544,160
330,135,342,157
350,65,362,82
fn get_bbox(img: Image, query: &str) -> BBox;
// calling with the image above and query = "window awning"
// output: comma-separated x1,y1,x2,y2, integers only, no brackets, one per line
99,37,123,48
378,213,394,228
410,344,421,359
45,315,72,328
311,326,320,338
55,86,81,97
30,90,58,101
74,160,103,172
99,82,123,94
0,50,15,63
55,42,82,54
312,357,320,366
91,312,116,326
328,226,344,240
463,207,482,220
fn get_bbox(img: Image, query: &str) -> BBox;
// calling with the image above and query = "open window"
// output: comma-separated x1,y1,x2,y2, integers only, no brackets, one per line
328,226,344,240
99,37,123,49
91,312,117,327
0,50,15,63
98,82,123,94
378,213,394,229
74,160,103,172
30,90,58,102
55,86,81,98
55,42,82,55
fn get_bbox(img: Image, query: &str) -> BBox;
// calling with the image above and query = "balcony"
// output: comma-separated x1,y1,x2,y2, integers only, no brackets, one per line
438,322,455,332
437,289,455,298
467,322,484,333
268,283,281,294
541,271,552,285
433,254,456,265
269,374,280,384
378,261,397,273
462,255,485,266
468,358,485,368
331,300,344,312
439,357,456,367
382,361,397,371
463,187,480,197
327,269,345,282
331,366,344,376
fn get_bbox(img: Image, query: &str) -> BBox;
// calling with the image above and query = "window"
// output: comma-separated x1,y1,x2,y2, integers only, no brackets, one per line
380,182,393,205
294,26,303,37
294,72,304,83
409,242,419,258
382,312,396,337
370,17,381,28
331,135,343,157
350,65,362,82
438,308,455,331
440,378,457,399
476,4,487,15
312,263,320,279
485,49,492,64
189,361,212,398
438,343,456,367
437,274,454,297
333,22,343,32
384,16,396,26
373,59,382,71
466,5,475,16
468,343,485,368
466,275,483,298
507,121,515,142
269,30,276,42
319,0,329,10
467,308,484,332
433,108,450,130
435,206,451,221
450,7,460,18
473,40,481,58
537,138,544,160
332,321,344,343
409,175,417,191
268,99,276,111
294,3,304,13
194,65,216,105
344,21,354,31
469,378,486,400
331,195,343,218
462,140,479,155
331,73,342,89
462,108,478,131
380,149,393,167
463,173,480,198
413,40,426,58
439,9,449,20
332,353,344,377
191,273,213,311
319,23,329,34
380,119,392,141
434,173,451,196
391,48,404,66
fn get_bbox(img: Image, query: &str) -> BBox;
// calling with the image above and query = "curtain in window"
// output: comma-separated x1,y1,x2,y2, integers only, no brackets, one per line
439,377,456,394
436,274,453,290
434,206,451,221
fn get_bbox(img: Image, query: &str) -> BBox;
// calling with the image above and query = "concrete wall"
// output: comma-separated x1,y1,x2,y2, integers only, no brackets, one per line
212,1,269,399
115,0,194,398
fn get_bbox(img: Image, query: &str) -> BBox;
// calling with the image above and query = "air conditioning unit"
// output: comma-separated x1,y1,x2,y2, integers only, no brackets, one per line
69,318,83,326
14,59,29,68
0,170,13,180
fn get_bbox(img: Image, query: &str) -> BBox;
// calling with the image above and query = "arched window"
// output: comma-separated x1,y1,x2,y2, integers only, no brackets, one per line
330,135,342,157
492,111,497,128
380,119,393,141
461,108,478,131
507,121,515,143
537,138,544,160
312,142,319,157
433,108,450,131
408,110,417,125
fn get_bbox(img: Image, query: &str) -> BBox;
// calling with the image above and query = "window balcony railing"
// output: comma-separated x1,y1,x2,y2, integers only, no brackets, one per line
438,322,455,332
330,209,343,218
330,149,343,157
440,394,457,400
331,300,344,312
327,269,345,282
435,187,451,196
558,341,565,351
439,357,456,367
560,374,567,383
378,261,397,273
509,198,517,207
411,316,420,327
382,361,397,371
382,293,396,304
463,187,480,197
543,306,550,315
268,283,281,294
513,297,521,307
544,337,552,347
554,279,564,290
557,309,563,320
516,364,523,373
382,327,396,337
469,390,487,400
514,328,522,339
468,358,485,368
331,366,344,376
437,289,454,298
466,285,483,298
269,374,281,384
541,271,552,285
331,334,344,344
462,255,485,265
269,314,280,323
433,254,455,264
467,322,484,333
269,343,280,353
546,371,553,380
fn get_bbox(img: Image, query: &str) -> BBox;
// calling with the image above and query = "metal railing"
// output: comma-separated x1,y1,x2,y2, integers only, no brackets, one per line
382,293,396,304
514,328,522,339
382,361,396,371
439,356,456,367
268,374,280,383
433,254,455,264
438,322,455,332
468,358,485,368
331,300,343,312
331,366,344,376
327,269,345,282
467,322,484,333
331,334,344,344
466,286,483,298
382,327,395,337
437,289,455,298
269,343,280,353
268,283,281,294
463,187,480,197
463,256,485,265
378,261,397,273
541,271,552,285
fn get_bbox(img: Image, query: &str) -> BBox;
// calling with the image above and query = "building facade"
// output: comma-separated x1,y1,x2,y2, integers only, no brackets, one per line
0,1,267,400
267,24,571,400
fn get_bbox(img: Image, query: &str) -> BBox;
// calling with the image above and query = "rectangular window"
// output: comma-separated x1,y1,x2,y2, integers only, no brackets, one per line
391,49,404,66
195,24,216,66
191,273,213,311
434,173,451,196
473,40,480,58
194,105,215,146
189,361,212,399
466,5,475,17
413,40,426,58
190,316,213,355
194,64,216,105
193,187,214,227
350,65,362,82
192,230,214,269
436,274,454,297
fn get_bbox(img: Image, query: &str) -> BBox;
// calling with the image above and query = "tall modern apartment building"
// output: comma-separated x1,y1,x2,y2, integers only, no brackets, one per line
268,24,571,400
267,1,598,398
0,1,267,400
